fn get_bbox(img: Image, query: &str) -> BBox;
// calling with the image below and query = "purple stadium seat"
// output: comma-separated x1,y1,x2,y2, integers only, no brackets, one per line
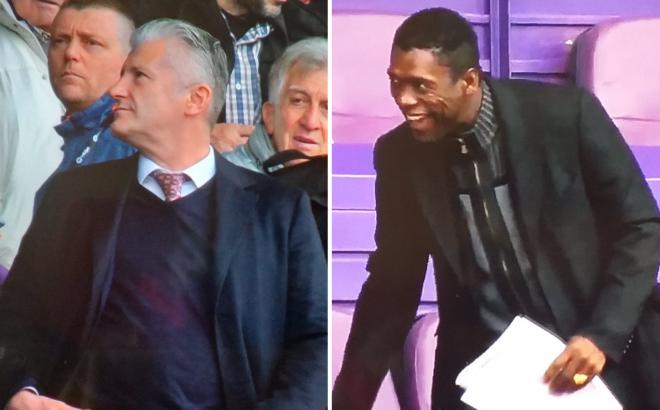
398,313,439,410
573,18,660,147
573,18,660,279
332,308,402,409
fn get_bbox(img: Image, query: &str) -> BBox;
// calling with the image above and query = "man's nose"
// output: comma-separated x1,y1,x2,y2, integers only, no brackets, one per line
109,76,127,100
301,104,323,130
63,39,81,61
394,87,418,108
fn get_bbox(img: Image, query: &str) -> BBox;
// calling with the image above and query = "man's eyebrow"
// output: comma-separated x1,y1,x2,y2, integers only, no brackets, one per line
79,31,105,41
286,86,312,95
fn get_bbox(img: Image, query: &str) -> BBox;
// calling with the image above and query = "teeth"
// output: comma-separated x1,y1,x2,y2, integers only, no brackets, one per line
406,114,425,121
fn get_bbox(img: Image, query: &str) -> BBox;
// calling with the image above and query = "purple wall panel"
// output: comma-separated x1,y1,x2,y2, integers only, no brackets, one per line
332,256,371,301
333,175,376,210
0,264,7,285
333,115,402,145
333,255,438,302
333,210,375,251
333,0,488,15
631,146,660,179
510,25,589,74
332,144,374,175
511,0,660,16
648,180,660,206
511,73,567,84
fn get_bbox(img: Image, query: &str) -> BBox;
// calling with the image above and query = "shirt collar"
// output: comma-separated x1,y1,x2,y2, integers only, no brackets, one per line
54,93,115,139
219,10,273,45
246,123,276,165
138,146,216,188
460,81,498,150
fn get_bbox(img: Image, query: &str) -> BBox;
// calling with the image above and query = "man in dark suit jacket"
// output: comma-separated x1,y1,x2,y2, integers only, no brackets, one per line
0,18,326,410
333,8,660,410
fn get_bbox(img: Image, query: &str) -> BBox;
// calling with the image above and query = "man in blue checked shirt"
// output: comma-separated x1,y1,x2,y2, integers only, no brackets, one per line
180,0,326,153
35,0,137,206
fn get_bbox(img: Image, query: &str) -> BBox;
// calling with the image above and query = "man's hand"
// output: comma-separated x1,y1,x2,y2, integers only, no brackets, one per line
543,335,606,393
210,123,255,153
6,390,88,410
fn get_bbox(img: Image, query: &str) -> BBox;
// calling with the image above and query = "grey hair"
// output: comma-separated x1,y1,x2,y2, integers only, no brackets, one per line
268,37,328,104
131,18,229,124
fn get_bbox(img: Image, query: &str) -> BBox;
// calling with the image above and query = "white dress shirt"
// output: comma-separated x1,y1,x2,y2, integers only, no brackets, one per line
137,147,216,200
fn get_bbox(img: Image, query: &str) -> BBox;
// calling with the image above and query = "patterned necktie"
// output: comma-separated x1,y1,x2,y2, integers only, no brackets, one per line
151,170,190,202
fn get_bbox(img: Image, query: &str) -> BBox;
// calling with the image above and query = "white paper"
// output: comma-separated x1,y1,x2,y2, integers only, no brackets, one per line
455,316,622,410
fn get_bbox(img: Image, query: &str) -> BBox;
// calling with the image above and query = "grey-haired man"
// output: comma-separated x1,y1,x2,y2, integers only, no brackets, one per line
0,18,326,410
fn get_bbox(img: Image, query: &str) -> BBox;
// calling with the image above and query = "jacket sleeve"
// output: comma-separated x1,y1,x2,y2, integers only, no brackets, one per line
332,136,430,409
258,192,327,410
575,89,660,362
0,172,92,405
0,176,65,403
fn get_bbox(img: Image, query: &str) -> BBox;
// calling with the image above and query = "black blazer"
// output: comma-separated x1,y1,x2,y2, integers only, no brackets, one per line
334,79,660,409
0,153,327,409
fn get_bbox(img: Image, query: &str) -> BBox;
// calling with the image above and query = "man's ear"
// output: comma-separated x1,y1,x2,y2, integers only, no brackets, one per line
262,101,276,134
185,84,213,117
461,67,481,96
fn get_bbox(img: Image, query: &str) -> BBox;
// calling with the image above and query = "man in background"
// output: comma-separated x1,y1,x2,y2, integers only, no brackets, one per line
0,0,65,271
225,36,327,252
180,0,326,152
35,0,137,205
224,36,327,173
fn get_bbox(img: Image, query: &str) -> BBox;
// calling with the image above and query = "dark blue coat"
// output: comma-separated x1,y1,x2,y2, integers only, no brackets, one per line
0,152,327,409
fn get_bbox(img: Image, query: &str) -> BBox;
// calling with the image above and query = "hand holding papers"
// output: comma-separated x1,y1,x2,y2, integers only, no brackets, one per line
543,334,607,393
455,316,622,410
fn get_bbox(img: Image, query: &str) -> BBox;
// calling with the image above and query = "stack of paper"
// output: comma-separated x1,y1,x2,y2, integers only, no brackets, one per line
455,316,622,410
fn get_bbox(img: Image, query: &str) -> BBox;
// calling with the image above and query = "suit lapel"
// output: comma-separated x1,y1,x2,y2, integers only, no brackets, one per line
489,80,546,267
210,154,259,409
211,153,258,294
83,156,137,340
410,141,463,276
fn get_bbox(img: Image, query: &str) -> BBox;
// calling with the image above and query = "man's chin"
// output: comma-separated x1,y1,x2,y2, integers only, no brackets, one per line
110,123,131,142
409,128,442,143
261,4,283,18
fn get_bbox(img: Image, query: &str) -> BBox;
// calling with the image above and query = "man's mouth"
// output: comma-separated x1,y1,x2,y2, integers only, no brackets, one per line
404,113,432,124
61,71,82,79
38,0,63,7
293,136,317,145
406,113,426,120
112,104,131,113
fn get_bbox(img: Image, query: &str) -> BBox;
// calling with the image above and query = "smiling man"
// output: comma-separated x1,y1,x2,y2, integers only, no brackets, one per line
333,7,660,410
39,0,136,186
0,18,326,410
224,37,327,172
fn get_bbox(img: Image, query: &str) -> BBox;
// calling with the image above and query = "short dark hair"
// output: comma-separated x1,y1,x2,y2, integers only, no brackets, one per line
60,0,135,25
393,7,480,80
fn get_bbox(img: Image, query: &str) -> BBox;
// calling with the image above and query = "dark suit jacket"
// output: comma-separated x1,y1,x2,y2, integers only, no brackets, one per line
0,153,327,409
333,79,660,409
